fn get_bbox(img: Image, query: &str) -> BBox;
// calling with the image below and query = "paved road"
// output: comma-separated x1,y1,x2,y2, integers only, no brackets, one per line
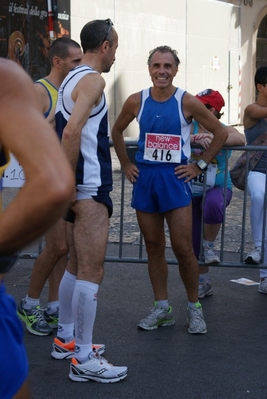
6,250,267,399
6,125,267,398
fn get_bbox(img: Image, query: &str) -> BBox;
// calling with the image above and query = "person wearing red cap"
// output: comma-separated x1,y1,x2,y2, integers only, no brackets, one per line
190,89,245,298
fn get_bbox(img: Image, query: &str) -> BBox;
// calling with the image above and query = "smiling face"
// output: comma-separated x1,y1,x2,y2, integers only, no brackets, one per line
148,51,178,89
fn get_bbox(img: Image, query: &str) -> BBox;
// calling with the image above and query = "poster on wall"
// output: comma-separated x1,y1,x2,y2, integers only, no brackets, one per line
0,0,71,81
0,0,70,188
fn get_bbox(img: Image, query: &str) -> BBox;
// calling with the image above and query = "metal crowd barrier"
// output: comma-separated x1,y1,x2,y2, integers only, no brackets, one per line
18,143,267,269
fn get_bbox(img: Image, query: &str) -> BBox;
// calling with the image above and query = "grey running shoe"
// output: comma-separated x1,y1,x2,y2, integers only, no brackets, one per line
17,300,53,336
244,247,261,265
187,303,207,334
137,302,175,330
44,308,59,329
203,248,220,264
258,278,267,294
198,281,213,299
69,352,128,383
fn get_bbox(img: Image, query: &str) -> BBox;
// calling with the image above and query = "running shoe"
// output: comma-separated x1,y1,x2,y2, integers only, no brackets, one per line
17,300,52,336
51,337,106,360
258,278,267,294
198,281,213,299
44,308,58,329
69,352,128,383
203,248,220,264
187,303,207,334
244,247,261,264
137,302,175,330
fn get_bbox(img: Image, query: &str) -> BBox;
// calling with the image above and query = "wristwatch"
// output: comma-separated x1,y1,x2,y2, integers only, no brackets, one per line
196,159,208,171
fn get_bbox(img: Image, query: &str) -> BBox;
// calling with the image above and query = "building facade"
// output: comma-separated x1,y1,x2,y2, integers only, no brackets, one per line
70,0,267,137
0,0,266,136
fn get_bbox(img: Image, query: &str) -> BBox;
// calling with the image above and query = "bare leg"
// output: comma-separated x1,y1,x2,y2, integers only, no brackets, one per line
12,379,31,399
200,222,221,274
204,223,221,241
136,210,168,300
48,254,67,302
73,199,108,283
27,218,68,299
69,199,109,360
166,205,199,303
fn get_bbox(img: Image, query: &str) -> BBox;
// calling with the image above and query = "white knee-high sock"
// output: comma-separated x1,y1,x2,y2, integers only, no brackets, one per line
72,280,99,361
57,270,76,341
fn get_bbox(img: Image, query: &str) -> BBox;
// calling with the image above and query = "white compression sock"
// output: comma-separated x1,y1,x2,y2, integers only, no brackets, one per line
72,280,99,362
57,270,76,340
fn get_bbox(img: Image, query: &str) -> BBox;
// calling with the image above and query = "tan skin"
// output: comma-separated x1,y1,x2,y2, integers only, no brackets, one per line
112,50,230,303
243,83,267,130
0,59,74,399
190,107,245,274
61,29,118,284
26,44,82,305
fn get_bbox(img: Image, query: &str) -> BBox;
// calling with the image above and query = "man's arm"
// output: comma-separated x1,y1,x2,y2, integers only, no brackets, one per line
112,93,140,183
61,73,105,174
224,127,245,146
176,93,229,181
0,59,74,253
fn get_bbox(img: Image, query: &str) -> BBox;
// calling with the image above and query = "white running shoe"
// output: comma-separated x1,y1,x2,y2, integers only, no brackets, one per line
69,352,128,383
258,278,267,294
198,281,213,299
244,247,261,265
137,302,175,330
203,248,220,264
187,303,207,334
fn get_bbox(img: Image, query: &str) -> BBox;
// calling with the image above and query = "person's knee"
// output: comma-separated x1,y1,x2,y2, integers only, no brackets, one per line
203,199,225,223
172,239,193,258
78,264,104,284
145,239,165,256
46,240,68,257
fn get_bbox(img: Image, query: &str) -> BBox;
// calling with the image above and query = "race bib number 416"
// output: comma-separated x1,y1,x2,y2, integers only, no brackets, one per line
143,133,181,163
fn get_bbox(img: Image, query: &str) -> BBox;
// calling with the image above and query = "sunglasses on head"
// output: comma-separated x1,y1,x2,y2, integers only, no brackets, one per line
102,18,114,43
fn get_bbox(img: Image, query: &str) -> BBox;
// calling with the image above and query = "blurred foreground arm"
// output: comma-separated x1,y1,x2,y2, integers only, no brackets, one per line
0,59,74,253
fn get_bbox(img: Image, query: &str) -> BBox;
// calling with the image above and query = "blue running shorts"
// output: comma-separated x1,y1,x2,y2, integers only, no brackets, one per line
0,282,29,399
132,163,192,213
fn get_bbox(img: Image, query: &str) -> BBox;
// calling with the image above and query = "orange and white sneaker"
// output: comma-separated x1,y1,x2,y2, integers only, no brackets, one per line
51,337,105,360
69,352,128,383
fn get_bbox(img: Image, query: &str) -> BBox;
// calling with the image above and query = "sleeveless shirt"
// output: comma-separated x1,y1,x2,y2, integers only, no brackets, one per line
35,78,58,118
55,65,112,195
135,87,191,165
245,118,267,174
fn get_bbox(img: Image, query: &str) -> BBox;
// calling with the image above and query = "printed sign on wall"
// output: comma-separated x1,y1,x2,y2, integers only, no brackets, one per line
2,154,25,188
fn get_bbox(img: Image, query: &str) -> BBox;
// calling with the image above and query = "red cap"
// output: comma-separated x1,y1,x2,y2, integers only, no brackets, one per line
195,89,225,113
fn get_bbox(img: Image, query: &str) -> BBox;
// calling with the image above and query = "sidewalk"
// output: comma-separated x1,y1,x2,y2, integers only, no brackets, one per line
6,254,267,399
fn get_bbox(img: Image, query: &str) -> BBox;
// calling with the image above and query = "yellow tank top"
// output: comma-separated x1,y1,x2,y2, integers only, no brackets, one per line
35,78,58,118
